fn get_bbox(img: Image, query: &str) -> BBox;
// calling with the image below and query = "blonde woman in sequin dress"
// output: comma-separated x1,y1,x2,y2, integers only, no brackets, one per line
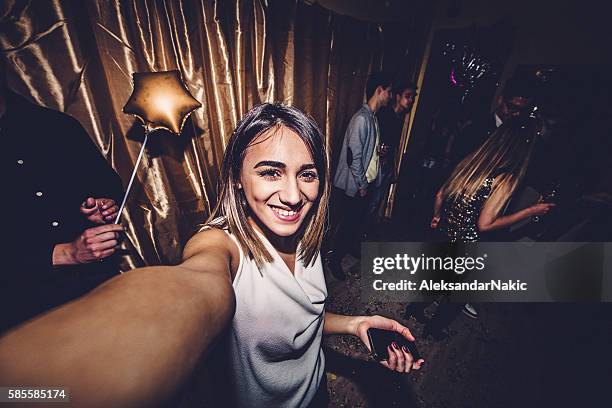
431,118,555,242
422,117,556,325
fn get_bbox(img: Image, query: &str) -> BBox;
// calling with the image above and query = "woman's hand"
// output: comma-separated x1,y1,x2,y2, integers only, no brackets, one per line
527,202,555,216
53,224,124,265
353,315,425,374
80,197,119,224
430,215,441,229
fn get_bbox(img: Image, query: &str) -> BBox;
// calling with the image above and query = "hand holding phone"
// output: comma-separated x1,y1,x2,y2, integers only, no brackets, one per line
355,315,424,374
367,327,422,361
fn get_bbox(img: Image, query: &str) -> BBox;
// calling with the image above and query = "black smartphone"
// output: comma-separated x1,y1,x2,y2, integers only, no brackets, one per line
366,328,422,361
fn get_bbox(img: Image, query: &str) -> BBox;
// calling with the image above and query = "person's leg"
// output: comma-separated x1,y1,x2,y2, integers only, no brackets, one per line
365,178,390,238
329,188,350,280
347,192,369,258
323,187,345,256
367,183,384,218
330,190,366,279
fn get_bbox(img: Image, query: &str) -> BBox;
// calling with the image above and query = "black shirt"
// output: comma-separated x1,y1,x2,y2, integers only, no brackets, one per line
376,106,404,174
2,91,124,330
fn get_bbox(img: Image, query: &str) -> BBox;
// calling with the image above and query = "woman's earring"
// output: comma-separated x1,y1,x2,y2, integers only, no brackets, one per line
238,187,247,208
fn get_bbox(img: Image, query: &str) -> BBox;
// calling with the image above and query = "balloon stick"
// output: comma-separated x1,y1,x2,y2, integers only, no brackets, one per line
114,129,150,224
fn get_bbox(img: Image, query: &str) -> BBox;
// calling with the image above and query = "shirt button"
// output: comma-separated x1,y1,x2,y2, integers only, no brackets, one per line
51,221,59,227
35,191,43,197
17,159,24,165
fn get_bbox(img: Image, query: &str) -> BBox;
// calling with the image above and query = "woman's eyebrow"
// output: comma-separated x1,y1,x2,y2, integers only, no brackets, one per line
253,161,317,171
254,160,285,169
299,163,317,171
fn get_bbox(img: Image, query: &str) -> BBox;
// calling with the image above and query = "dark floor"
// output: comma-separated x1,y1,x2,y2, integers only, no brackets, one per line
322,245,612,408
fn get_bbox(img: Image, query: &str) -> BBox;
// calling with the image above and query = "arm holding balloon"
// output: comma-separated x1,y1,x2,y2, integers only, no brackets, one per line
48,114,125,266
52,223,124,265
55,141,123,264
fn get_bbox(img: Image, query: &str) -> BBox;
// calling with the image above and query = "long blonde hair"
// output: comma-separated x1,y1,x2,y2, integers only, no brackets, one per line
205,103,330,268
441,118,541,216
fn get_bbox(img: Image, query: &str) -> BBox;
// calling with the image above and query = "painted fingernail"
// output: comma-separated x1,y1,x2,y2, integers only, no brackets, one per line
401,346,410,353
392,342,398,349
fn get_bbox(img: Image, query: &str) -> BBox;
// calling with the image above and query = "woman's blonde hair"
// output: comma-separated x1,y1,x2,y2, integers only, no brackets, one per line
441,117,541,216
205,103,330,268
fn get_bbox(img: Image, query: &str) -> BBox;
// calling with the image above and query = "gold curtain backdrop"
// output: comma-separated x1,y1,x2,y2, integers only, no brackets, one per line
1,0,430,268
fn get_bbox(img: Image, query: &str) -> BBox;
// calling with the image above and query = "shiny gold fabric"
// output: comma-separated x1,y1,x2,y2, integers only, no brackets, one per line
1,0,429,267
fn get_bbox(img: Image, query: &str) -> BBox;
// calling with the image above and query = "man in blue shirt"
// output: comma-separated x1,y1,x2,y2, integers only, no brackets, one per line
330,72,393,280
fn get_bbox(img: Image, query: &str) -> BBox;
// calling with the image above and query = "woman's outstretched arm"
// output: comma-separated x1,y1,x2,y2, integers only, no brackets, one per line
478,187,555,232
0,229,236,408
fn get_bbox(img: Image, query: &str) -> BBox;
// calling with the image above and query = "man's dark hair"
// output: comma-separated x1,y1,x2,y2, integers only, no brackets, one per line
366,71,393,100
393,81,417,97
502,77,536,99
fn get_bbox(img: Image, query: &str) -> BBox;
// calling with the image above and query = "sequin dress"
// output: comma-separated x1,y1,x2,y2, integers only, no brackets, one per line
438,176,496,242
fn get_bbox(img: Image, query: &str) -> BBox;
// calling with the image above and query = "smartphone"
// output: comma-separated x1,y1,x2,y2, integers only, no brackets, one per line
366,328,421,361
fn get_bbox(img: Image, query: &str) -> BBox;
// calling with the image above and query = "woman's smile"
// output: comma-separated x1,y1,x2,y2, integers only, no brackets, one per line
268,204,303,222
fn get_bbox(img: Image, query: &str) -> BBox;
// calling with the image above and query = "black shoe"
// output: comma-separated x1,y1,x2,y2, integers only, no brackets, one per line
462,303,478,319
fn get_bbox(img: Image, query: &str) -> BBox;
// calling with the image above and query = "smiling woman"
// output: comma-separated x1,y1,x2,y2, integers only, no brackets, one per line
0,103,423,408
190,103,423,407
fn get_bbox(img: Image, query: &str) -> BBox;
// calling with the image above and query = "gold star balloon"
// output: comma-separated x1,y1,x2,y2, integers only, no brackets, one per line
123,70,201,134
114,70,202,224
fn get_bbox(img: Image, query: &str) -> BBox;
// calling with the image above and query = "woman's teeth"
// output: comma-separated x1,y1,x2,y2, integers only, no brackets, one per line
272,207,298,217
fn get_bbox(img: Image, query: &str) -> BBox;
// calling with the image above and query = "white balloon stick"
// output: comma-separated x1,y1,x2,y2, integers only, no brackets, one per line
114,131,150,224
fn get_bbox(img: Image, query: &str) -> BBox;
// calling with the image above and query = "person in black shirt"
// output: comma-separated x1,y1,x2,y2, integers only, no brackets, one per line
1,68,124,333
371,82,417,232
447,77,536,171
